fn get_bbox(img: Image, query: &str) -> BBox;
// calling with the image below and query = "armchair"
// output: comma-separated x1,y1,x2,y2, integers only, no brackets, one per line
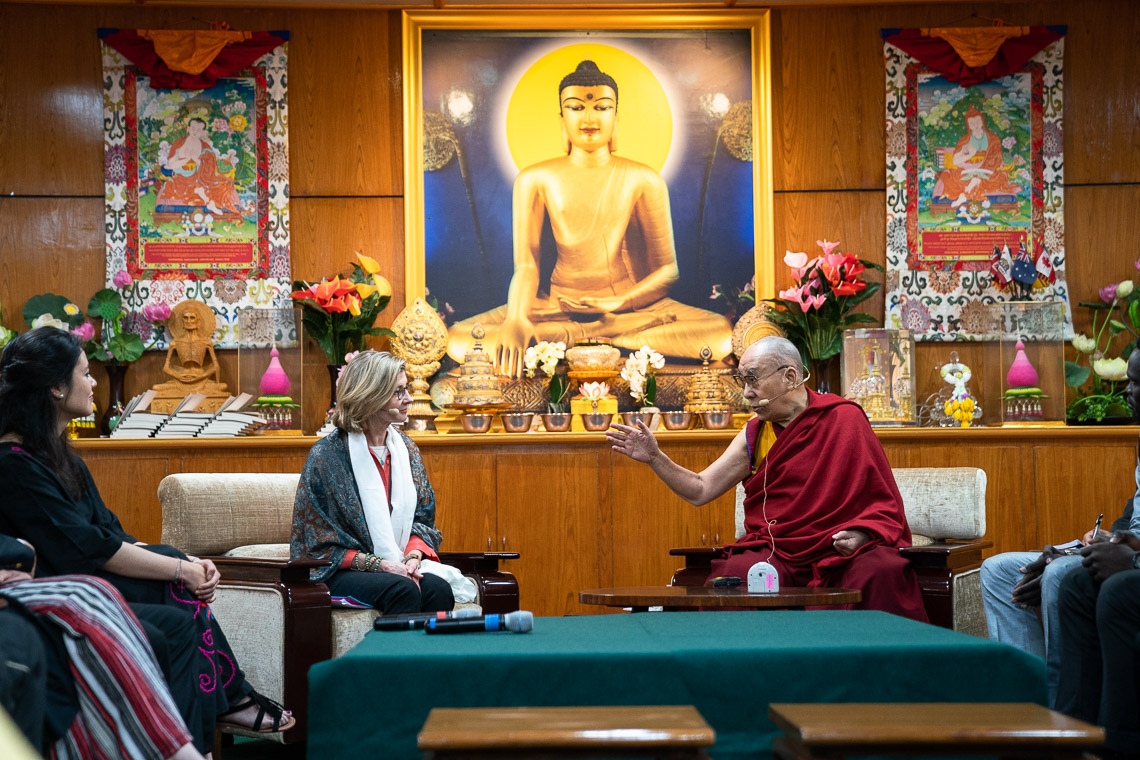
670,467,991,636
158,472,519,743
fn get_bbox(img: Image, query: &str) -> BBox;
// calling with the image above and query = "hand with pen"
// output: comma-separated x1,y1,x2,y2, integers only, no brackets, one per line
1079,527,1140,582
1012,513,1116,607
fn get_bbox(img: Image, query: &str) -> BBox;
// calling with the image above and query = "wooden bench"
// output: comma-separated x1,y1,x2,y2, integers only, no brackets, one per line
418,705,715,759
768,703,1104,760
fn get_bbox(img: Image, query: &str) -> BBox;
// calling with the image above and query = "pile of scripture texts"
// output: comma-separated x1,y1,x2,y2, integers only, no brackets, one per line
110,391,265,438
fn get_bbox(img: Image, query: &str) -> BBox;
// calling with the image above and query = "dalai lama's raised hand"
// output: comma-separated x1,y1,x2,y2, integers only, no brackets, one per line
832,529,870,557
607,420,660,465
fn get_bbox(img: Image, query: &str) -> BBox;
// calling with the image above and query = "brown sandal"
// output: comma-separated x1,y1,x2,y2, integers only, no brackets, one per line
217,691,296,733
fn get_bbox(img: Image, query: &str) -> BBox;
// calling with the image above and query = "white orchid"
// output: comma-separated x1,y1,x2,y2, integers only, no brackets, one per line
523,341,566,379
620,345,665,406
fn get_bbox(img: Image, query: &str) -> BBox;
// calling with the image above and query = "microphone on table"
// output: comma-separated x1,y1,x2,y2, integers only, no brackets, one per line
373,607,481,631
753,370,810,408
424,610,534,634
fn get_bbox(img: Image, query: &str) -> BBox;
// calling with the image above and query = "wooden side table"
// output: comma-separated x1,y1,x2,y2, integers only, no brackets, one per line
419,705,715,759
768,702,1104,759
579,585,860,611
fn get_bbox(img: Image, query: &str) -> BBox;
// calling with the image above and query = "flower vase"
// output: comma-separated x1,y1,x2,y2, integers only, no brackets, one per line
811,356,838,395
99,363,128,436
326,364,344,413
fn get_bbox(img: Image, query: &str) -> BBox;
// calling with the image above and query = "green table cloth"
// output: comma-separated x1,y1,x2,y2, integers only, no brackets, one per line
307,611,1046,759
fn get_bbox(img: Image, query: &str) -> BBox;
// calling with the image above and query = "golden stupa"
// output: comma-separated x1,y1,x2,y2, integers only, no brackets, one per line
450,324,511,411
685,346,731,414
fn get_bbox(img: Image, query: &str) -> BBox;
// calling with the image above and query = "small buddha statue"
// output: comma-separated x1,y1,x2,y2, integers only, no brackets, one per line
150,300,231,413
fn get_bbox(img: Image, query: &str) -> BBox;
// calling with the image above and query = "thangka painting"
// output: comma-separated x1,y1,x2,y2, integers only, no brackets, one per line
883,26,1071,341
100,29,292,347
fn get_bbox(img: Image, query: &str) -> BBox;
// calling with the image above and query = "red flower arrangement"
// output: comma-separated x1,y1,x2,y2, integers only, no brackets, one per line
763,240,882,363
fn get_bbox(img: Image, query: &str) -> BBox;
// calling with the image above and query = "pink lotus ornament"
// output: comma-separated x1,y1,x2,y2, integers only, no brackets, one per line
1006,339,1040,388
260,347,292,395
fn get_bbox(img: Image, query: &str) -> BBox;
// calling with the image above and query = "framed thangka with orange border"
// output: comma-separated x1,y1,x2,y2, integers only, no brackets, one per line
883,26,1072,341
100,29,292,347
403,10,774,370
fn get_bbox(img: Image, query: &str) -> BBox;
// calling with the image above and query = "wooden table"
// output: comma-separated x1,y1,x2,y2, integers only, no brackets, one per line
578,585,861,611
419,705,715,759
768,702,1104,759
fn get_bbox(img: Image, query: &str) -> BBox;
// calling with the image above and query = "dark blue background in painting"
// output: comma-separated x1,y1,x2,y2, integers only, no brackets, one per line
422,30,756,324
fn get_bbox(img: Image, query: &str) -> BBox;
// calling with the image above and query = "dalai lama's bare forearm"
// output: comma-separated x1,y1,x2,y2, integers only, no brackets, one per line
647,432,751,507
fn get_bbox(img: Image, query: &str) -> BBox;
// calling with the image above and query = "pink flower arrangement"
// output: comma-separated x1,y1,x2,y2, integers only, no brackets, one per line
763,240,882,363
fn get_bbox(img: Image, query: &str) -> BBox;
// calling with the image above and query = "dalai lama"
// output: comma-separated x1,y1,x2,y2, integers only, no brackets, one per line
607,335,928,621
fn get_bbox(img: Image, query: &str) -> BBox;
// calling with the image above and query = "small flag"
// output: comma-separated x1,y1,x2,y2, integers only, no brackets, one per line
1036,244,1056,284
990,244,1012,287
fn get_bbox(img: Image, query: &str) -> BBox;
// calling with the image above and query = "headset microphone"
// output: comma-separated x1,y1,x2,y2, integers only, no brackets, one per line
753,370,810,408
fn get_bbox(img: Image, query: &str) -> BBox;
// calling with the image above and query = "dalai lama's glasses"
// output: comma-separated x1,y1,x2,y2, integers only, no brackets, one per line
729,365,791,391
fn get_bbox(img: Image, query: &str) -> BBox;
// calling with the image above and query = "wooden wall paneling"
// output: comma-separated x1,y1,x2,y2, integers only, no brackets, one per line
772,190,887,308
0,198,104,335
0,5,105,195
770,7,886,192
290,197,405,431
609,445,712,589
178,452,309,475
286,9,402,197
427,448,497,554
1060,1,1140,184
1061,185,1140,338
1032,442,1136,549
494,447,603,616
82,450,171,543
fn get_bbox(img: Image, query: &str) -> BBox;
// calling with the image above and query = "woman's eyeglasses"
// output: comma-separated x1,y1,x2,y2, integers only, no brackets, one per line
391,386,412,399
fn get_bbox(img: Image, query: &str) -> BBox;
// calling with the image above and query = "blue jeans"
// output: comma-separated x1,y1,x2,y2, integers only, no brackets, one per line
980,551,1082,707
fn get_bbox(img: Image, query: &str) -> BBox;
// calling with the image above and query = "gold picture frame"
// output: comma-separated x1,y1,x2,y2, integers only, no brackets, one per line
403,9,774,364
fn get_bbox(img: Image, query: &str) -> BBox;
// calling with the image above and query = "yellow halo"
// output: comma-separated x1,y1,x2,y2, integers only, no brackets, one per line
505,44,672,172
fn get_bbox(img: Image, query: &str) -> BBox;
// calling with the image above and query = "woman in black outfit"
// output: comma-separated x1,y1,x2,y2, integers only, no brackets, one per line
0,327,293,754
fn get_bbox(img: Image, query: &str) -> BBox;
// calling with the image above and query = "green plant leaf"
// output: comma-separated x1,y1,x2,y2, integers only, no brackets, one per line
105,333,145,364
22,293,85,329
88,289,122,322
1065,361,1091,388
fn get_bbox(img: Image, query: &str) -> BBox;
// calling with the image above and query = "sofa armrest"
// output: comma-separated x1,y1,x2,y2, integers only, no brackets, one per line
209,556,328,584
668,546,719,587
438,552,521,615
898,539,992,572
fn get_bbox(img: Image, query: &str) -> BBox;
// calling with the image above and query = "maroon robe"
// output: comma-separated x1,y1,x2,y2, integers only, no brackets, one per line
710,390,929,622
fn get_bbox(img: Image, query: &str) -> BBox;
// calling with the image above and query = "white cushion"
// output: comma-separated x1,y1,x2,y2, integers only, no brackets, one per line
735,466,986,542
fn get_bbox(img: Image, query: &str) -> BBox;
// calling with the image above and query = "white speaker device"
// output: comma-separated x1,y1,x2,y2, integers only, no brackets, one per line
747,561,780,593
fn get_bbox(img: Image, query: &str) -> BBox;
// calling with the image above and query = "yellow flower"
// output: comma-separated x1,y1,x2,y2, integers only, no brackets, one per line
64,303,79,316
228,114,249,132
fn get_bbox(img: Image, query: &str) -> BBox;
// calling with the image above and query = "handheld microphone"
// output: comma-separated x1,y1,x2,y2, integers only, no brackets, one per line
424,610,534,634
753,371,810,408
373,607,480,631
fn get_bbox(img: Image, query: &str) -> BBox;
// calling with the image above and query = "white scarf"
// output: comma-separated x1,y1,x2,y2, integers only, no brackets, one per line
347,430,476,602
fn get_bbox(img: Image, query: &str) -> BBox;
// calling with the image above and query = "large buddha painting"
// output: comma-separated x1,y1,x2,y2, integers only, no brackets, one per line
403,10,773,376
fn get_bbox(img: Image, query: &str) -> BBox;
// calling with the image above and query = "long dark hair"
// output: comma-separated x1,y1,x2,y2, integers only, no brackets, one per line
0,327,86,495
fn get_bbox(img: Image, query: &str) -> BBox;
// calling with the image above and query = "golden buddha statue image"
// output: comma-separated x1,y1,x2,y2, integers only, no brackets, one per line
446,59,733,377
149,300,231,413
